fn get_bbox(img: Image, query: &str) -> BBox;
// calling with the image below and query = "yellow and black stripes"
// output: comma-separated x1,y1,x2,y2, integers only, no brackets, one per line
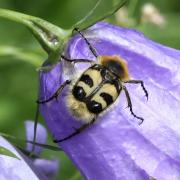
72,64,122,114
73,67,102,100
79,74,93,87
88,82,120,113
100,93,113,106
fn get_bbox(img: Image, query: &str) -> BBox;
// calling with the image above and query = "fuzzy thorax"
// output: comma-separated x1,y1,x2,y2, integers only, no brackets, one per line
98,55,130,81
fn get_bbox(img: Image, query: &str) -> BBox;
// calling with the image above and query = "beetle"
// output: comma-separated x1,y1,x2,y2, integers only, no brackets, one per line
37,28,148,142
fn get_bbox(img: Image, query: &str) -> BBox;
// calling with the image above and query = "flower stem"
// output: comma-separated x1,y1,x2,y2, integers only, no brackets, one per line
128,0,139,17
0,8,72,65
0,46,43,67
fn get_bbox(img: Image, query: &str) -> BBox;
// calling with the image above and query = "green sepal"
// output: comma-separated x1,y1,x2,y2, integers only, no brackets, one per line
0,145,21,160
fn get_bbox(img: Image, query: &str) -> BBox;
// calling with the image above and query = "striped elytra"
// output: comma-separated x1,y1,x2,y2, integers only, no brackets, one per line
72,64,122,114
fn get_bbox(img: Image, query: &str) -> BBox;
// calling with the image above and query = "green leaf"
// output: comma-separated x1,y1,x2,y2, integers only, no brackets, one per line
0,132,61,152
0,8,71,65
72,0,127,30
0,145,20,160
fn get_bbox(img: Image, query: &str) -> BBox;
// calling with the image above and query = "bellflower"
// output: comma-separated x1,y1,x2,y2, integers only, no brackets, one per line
25,121,59,180
39,22,180,180
0,137,46,179
0,121,59,180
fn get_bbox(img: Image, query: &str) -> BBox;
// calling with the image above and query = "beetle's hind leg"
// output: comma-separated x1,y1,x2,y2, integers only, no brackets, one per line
54,117,96,143
123,86,144,125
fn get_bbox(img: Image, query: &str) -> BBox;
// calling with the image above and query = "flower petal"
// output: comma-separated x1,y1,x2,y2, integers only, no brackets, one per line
25,120,47,155
33,159,59,180
0,136,47,180
39,22,180,179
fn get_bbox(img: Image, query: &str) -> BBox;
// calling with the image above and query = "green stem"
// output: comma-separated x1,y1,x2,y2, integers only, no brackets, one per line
0,132,61,151
69,171,82,180
0,8,72,65
0,46,43,67
128,0,138,17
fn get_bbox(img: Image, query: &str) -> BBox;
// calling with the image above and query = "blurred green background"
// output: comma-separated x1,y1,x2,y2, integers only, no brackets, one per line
0,0,179,179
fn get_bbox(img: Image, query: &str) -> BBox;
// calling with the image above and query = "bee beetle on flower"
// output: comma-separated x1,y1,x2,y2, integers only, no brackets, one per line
37,28,148,142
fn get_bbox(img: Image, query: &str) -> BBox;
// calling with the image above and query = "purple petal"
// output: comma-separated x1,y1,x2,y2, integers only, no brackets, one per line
25,120,47,155
0,136,47,180
39,22,180,179
33,159,59,179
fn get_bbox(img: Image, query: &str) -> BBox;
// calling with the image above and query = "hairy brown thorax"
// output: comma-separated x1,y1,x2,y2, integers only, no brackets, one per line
99,55,130,81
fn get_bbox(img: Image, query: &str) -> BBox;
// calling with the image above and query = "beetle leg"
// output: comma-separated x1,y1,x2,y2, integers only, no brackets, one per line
124,80,148,100
54,117,96,143
73,27,98,58
61,55,94,64
37,80,71,104
123,85,144,125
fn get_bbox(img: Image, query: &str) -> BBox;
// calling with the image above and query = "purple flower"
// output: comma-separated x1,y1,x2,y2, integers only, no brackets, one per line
39,22,180,180
25,121,47,155
0,121,59,180
25,121,59,180
0,136,47,179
